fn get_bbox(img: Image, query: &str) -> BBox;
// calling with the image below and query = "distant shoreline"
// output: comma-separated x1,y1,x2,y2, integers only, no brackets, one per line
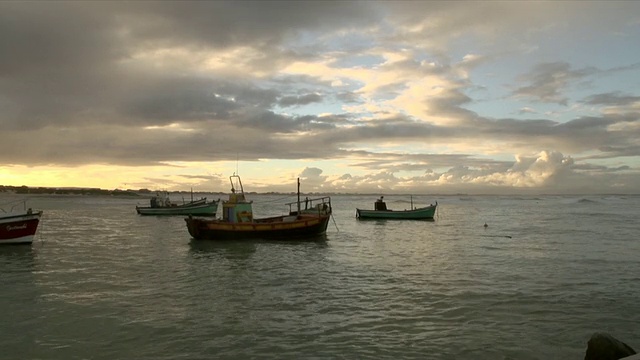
1,185,638,197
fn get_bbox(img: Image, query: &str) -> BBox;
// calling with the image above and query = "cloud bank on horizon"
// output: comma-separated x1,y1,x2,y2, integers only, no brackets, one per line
1,1,639,194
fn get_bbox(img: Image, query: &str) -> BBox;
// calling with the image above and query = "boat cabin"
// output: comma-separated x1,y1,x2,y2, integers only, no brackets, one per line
222,174,254,223
150,191,172,208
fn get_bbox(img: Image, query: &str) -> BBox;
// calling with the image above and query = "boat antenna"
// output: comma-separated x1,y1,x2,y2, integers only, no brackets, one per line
236,153,239,175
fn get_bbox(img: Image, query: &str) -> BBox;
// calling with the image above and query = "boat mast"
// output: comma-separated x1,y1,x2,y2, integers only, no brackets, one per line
410,195,413,210
297,178,301,215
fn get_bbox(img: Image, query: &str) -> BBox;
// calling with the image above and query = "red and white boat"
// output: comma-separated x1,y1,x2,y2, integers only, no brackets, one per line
0,202,43,245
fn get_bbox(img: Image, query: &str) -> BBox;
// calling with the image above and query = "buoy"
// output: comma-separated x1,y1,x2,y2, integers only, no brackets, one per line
484,223,488,228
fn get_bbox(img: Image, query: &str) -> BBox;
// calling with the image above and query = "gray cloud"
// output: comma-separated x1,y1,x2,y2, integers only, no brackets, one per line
584,92,640,106
512,62,597,105
278,93,323,107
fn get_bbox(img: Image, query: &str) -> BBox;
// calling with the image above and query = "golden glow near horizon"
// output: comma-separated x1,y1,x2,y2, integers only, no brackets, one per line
1,165,158,190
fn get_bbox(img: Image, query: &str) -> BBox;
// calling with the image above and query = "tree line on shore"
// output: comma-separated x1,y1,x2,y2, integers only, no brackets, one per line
0,185,141,196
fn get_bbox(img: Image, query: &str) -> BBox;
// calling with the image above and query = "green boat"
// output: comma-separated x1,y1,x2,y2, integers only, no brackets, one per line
356,196,437,220
136,191,219,216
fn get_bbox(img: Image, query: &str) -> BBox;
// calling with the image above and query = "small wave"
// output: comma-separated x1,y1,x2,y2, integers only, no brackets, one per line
480,235,513,239
576,198,598,204
479,245,503,251
505,197,543,201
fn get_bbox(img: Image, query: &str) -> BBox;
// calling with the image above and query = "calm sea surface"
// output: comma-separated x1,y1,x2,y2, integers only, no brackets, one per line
1,193,639,359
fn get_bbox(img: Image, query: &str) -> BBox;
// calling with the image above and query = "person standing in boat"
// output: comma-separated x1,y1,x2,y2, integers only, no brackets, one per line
375,196,387,211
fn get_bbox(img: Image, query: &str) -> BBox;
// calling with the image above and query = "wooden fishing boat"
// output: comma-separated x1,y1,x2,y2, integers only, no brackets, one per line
185,175,332,240
0,200,43,245
136,191,219,216
356,196,437,220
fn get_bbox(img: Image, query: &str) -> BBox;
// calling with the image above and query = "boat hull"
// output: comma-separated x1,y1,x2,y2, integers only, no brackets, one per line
136,202,218,216
185,215,330,240
356,205,437,220
0,211,42,244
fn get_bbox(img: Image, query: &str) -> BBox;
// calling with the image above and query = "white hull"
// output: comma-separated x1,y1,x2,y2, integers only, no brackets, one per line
0,234,35,244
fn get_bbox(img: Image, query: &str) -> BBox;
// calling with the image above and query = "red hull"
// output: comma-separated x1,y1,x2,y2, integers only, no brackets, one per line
0,211,42,244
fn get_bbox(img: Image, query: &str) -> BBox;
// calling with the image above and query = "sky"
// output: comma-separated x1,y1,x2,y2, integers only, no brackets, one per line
1,1,640,195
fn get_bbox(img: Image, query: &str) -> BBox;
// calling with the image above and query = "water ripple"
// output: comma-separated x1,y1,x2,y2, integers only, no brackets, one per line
1,194,640,359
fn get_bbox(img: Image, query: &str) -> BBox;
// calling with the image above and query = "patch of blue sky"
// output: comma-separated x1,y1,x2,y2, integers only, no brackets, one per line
330,54,386,69
447,24,639,121
593,73,640,97
538,33,640,101
274,101,346,118
460,69,600,123
539,23,640,70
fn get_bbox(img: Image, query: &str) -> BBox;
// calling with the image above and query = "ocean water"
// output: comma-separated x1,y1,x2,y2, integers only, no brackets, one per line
1,193,639,359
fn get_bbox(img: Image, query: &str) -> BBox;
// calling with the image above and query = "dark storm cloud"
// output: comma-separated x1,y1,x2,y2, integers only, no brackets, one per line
122,78,240,122
0,1,376,130
116,1,379,50
0,3,118,74
234,112,337,133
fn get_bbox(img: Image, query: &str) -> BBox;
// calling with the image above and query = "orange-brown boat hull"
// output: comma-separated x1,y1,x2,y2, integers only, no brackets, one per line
185,215,330,240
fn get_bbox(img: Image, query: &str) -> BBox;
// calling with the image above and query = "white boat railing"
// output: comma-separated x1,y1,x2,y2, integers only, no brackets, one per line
0,199,30,213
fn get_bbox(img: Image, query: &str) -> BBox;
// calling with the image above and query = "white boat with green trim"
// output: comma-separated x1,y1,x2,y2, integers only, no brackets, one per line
136,191,219,216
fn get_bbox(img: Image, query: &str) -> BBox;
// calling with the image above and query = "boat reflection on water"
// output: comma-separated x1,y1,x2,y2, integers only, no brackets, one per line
0,244,37,268
188,233,329,264
189,239,258,262
361,218,435,224
189,233,328,252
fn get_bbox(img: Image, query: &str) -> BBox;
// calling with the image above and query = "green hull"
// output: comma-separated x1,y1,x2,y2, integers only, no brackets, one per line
356,205,436,220
136,201,218,216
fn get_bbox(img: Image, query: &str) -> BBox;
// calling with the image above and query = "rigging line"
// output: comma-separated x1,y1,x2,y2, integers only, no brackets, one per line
255,195,295,204
331,214,339,232
2,199,31,213
37,212,45,244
